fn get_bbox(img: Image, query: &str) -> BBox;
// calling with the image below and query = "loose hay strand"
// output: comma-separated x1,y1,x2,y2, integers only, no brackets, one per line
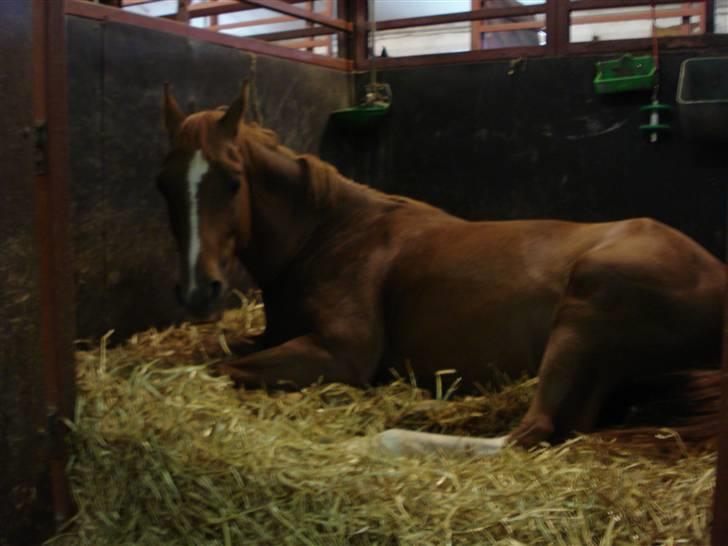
52,302,717,545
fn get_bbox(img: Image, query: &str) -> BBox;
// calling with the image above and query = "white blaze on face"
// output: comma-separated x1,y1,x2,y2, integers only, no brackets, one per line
185,149,209,297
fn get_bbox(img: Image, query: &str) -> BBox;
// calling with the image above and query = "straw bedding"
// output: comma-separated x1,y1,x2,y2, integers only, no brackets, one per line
50,295,716,545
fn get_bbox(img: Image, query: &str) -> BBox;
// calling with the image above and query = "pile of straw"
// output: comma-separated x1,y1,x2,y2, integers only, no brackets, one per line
51,296,716,545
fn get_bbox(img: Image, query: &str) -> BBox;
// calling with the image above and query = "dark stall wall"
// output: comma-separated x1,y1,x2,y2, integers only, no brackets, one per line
327,51,728,259
67,16,350,341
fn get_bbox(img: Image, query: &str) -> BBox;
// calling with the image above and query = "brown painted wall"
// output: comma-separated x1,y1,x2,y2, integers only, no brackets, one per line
67,16,351,342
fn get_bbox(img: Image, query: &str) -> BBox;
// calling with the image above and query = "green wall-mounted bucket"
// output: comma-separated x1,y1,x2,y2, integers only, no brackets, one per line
594,54,657,94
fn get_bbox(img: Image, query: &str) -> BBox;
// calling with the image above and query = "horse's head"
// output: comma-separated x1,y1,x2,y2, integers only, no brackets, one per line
157,83,252,318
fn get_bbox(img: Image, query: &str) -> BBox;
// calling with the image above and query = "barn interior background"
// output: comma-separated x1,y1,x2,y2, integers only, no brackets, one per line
1,0,728,544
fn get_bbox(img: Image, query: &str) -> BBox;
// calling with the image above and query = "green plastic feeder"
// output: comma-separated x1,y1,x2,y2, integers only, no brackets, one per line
330,102,390,128
594,54,657,94
331,82,391,128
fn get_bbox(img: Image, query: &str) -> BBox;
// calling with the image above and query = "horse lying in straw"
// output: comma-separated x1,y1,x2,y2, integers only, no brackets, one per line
157,83,724,455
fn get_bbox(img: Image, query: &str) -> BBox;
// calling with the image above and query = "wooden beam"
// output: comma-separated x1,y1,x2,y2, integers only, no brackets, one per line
65,0,351,70
238,0,351,31
376,4,546,32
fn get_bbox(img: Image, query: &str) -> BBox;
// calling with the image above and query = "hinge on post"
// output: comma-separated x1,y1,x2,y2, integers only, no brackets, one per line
34,120,48,176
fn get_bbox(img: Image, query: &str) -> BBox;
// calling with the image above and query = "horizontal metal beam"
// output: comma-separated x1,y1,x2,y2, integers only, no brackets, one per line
251,25,337,42
475,20,544,32
570,0,706,11
280,37,329,49
367,45,546,70
572,6,704,25
239,0,351,31
122,0,169,6
209,14,290,31
376,4,546,32
567,32,728,54
188,0,313,18
65,0,350,70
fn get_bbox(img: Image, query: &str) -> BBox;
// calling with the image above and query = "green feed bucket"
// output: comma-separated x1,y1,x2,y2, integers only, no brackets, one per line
594,54,657,95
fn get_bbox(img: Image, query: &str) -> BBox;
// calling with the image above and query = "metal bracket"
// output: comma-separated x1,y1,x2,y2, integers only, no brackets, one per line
34,120,48,176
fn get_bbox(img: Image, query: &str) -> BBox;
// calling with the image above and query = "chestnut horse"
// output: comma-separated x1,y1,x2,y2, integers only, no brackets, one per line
157,84,724,452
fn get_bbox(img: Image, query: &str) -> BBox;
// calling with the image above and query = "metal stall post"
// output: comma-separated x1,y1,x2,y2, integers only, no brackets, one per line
32,0,76,524
1,0,75,542
712,283,728,545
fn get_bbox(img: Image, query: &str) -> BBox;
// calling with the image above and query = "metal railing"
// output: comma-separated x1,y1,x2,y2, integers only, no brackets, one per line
69,0,727,70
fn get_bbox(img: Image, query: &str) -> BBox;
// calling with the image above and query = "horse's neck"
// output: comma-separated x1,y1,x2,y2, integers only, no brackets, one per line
241,140,366,285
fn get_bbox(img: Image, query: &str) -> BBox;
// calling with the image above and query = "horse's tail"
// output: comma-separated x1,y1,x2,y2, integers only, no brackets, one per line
597,369,722,448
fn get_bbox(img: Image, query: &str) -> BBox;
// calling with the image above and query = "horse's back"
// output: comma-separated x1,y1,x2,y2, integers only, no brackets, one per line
382,214,724,388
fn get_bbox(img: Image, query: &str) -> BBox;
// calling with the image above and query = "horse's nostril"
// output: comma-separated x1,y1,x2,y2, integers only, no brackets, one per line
210,280,222,300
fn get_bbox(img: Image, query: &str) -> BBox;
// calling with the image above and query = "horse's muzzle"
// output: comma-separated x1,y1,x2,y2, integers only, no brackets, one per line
175,279,225,321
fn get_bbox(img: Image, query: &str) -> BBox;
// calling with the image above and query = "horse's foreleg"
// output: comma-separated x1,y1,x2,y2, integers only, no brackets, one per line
215,334,374,388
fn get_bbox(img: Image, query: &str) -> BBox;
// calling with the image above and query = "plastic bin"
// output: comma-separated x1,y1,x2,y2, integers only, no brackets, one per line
676,57,728,142
594,54,656,94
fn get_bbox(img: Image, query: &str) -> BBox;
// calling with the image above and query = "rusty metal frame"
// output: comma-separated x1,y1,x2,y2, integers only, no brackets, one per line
235,0,350,31
348,0,720,68
183,0,315,18
374,4,546,32
97,0,724,68
712,288,728,546
65,0,351,70
32,0,76,526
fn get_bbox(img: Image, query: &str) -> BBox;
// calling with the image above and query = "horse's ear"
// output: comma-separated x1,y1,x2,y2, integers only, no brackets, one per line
219,81,249,138
163,82,185,143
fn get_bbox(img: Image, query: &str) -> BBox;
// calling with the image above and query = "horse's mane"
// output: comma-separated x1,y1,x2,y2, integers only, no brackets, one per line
236,120,407,210
179,108,423,212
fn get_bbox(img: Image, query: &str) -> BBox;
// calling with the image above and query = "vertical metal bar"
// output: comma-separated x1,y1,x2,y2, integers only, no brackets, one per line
705,0,714,34
306,0,314,52
336,0,349,58
353,0,368,70
471,0,481,51
712,280,728,546
325,0,333,57
210,0,219,28
31,0,75,526
177,0,190,23
546,0,569,56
